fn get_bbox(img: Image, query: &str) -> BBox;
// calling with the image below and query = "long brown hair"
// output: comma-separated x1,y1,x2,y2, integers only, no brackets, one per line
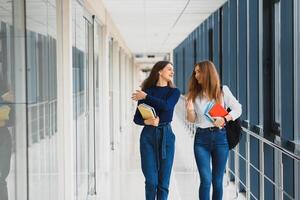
186,60,222,103
141,61,175,91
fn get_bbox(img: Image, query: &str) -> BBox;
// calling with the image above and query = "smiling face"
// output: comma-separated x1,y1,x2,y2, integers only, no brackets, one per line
159,63,174,82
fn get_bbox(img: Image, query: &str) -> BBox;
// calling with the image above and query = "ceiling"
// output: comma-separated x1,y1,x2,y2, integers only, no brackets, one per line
102,0,226,57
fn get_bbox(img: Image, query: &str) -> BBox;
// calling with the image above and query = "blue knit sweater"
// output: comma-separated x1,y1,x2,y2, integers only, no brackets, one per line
133,86,181,125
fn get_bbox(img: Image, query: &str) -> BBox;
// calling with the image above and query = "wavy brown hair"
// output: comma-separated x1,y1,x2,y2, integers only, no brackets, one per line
186,60,222,103
141,61,175,91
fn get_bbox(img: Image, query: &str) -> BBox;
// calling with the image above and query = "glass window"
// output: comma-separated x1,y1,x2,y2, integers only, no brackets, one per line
108,38,114,150
274,1,281,133
25,0,58,199
72,1,95,199
92,20,102,196
0,0,27,199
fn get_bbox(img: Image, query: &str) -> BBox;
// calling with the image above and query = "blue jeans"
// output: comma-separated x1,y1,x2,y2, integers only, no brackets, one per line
194,128,229,200
140,123,175,200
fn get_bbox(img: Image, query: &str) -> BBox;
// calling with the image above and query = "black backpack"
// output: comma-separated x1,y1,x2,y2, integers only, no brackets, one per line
225,108,242,150
221,86,242,150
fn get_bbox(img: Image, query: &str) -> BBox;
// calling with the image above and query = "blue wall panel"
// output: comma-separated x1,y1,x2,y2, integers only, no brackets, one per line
248,0,260,198
281,1,294,198
248,0,259,125
238,0,248,120
229,0,237,95
222,2,229,84
213,11,220,73
280,0,294,141
264,146,274,200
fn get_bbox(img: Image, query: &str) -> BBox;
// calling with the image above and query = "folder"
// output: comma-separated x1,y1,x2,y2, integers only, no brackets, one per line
204,102,228,123
208,103,228,117
138,103,157,120
0,105,11,121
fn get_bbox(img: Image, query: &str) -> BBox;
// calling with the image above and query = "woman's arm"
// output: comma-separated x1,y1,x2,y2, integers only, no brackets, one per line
186,99,196,123
144,88,180,111
223,85,242,121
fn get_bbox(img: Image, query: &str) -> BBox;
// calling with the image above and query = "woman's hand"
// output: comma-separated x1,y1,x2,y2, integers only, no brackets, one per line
185,98,196,123
185,99,194,111
2,91,14,102
144,116,160,127
132,90,147,101
212,117,225,127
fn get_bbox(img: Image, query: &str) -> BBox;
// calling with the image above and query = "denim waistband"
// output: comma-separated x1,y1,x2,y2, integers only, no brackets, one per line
158,122,170,127
196,126,225,133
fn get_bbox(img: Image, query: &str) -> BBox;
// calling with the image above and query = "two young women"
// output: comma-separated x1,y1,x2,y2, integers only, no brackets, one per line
132,60,242,200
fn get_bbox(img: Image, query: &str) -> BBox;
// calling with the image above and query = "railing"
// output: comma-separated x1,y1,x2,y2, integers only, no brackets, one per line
27,99,57,145
176,96,300,200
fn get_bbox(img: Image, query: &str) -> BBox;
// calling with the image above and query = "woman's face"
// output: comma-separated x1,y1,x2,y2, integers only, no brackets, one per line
159,64,174,82
194,65,202,84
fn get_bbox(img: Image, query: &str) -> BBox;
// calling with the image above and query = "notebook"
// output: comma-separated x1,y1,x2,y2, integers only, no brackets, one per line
0,105,11,121
204,102,228,123
138,103,157,120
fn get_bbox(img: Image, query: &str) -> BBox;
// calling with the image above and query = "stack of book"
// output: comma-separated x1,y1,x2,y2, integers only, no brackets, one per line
204,102,228,123
138,103,157,120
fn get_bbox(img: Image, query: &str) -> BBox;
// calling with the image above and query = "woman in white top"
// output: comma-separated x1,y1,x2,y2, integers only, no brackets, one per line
186,61,242,200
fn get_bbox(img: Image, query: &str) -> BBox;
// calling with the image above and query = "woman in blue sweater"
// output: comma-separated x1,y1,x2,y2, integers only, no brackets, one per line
132,61,180,200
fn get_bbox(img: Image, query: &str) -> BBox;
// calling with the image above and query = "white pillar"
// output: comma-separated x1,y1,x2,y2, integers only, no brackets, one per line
56,0,75,199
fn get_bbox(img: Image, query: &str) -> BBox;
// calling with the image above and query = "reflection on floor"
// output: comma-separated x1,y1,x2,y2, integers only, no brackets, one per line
122,112,246,200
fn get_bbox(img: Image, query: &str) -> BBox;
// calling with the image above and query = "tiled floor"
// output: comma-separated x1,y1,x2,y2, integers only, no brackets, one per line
121,112,246,200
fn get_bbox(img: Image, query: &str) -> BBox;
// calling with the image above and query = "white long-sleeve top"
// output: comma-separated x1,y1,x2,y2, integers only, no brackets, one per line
193,85,242,128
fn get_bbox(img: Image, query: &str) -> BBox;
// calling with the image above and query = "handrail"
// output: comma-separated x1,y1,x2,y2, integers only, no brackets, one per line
176,96,298,199
242,127,300,161
178,94,300,162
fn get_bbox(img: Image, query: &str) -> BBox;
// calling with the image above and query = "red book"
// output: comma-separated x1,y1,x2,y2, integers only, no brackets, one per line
208,103,228,117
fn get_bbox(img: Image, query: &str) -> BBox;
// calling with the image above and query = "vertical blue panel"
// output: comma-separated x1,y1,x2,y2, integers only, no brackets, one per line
238,0,248,192
249,0,260,198
196,27,201,62
264,146,274,200
222,2,229,85
229,0,237,95
281,1,294,198
203,22,207,59
238,0,248,120
174,50,178,88
200,25,203,60
206,19,210,59
213,11,220,73
281,0,294,141
202,24,206,60
248,0,259,125
176,46,183,93
239,130,247,192
185,37,192,93
283,155,294,199
250,137,260,199
182,47,186,94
